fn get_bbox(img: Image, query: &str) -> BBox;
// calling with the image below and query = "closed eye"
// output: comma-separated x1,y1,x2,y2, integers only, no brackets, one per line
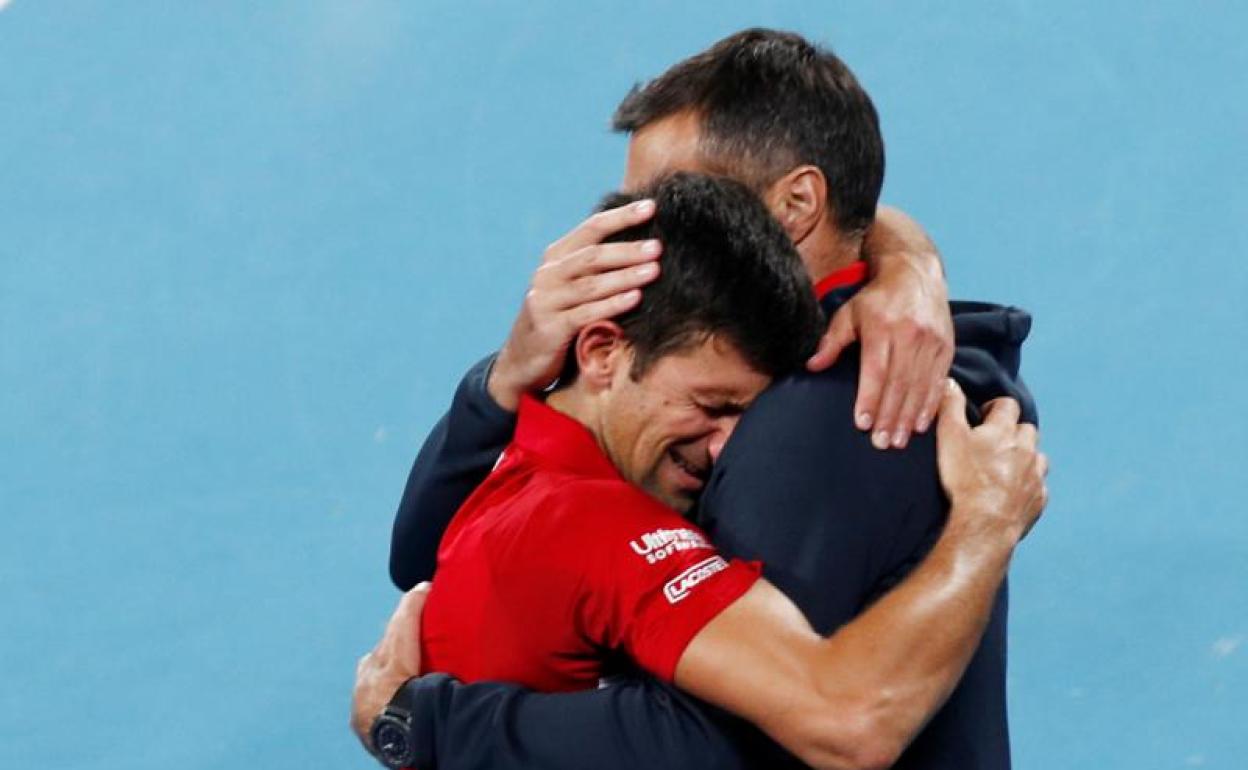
698,401,747,420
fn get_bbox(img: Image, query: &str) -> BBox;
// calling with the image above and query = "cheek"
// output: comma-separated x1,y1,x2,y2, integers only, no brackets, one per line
655,410,714,450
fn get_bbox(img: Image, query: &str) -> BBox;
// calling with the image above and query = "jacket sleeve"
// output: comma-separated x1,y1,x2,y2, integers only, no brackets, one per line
401,673,747,770
389,354,517,590
949,301,1040,426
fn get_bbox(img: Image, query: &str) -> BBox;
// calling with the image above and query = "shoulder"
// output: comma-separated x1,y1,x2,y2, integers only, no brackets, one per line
719,361,935,484
537,476,704,548
540,476,670,519
702,362,943,543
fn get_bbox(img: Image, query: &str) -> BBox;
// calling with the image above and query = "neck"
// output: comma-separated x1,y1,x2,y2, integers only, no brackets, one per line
545,385,602,445
797,221,864,286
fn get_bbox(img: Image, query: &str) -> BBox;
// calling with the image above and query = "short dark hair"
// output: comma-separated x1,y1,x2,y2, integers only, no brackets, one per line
613,28,885,236
598,173,824,380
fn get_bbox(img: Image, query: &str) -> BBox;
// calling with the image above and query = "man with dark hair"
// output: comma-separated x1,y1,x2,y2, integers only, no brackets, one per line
358,28,1040,770
416,173,825,694
581,179,824,394
613,28,884,239
355,174,1045,770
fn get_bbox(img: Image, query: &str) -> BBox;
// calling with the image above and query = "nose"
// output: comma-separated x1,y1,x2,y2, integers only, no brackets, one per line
707,415,741,463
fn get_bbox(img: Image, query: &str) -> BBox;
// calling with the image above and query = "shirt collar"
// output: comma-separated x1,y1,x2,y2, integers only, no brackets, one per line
514,395,621,480
813,260,868,301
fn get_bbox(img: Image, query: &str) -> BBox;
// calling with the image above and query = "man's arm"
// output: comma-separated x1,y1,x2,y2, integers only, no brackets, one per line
810,206,955,450
389,202,663,589
354,590,746,770
389,355,516,589
360,383,1045,770
672,383,1047,770
379,674,746,770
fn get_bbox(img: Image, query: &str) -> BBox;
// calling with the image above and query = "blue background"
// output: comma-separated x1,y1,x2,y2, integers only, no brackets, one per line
2,2,1244,768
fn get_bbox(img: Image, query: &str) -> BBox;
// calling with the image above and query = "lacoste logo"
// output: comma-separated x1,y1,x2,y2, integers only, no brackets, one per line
663,556,728,604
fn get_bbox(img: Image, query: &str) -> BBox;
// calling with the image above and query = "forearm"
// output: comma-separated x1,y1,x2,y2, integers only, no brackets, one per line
389,354,516,589
798,516,1015,769
403,674,746,770
674,385,1043,770
675,519,1012,770
862,205,944,281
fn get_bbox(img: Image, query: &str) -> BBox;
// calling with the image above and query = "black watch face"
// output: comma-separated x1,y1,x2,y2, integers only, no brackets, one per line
373,717,414,767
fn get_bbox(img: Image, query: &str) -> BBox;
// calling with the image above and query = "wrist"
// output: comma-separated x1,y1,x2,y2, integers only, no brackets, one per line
907,248,946,283
369,677,422,769
863,206,945,280
942,501,1023,555
485,349,523,412
352,664,413,748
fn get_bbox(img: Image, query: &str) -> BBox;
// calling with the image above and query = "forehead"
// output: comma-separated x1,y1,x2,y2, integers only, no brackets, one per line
638,335,770,398
621,111,712,192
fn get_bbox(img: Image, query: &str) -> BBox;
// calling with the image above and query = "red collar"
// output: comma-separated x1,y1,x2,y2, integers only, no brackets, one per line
813,260,868,301
514,395,621,480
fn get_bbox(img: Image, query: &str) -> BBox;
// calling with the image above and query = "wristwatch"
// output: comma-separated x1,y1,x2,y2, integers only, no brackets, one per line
370,680,419,769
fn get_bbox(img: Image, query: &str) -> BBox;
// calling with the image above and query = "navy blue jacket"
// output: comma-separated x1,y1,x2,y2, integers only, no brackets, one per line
387,285,1037,769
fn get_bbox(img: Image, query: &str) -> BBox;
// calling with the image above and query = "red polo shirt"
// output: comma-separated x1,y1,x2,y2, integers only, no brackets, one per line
420,396,762,692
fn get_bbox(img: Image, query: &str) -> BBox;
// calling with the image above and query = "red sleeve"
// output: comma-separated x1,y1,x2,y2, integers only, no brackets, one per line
575,485,762,682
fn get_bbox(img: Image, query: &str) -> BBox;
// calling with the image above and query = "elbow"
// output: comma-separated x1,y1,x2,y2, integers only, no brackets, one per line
806,738,902,770
837,729,903,770
787,711,905,770
389,540,432,591
389,558,414,591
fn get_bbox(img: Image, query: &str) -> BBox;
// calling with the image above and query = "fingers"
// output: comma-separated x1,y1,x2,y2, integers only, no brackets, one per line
540,239,662,285
872,324,954,447
1015,422,1038,450
981,397,1022,428
873,342,921,449
518,288,644,359
392,583,431,674
493,232,660,410
529,240,660,332
380,582,431,645
849,311,950,448
398,582,432,617
856,335,892,447
806,306,857,373
541,253,659,311
565,290,644,329
916,371,947,436
913,332,953,434
545,199,656,259
935,379,969,444
889,367,935,449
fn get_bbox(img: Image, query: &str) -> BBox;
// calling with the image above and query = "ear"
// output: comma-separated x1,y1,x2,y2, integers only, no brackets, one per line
572,320,630,391
764,164,827,245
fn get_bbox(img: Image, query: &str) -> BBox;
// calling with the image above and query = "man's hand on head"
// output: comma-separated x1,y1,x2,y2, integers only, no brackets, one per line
350,583,432,753
488,200,663,412
806,206,955,451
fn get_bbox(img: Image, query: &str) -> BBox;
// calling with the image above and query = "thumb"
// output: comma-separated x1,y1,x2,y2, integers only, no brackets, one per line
936,378,969,445
382,582,432,646
399,582,432,621
807,306,858,372
392,582,432,675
